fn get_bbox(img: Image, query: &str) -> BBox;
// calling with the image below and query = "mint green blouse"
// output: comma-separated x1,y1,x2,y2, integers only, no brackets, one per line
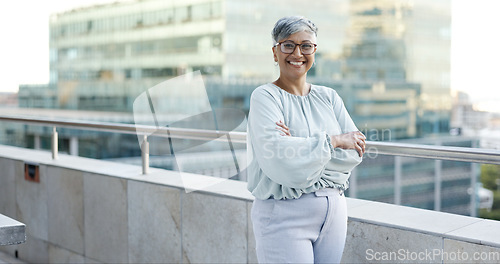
246,83,363,200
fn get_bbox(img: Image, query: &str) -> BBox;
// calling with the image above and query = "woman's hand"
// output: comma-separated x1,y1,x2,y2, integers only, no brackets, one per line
276,120,291,136
331,131,366,157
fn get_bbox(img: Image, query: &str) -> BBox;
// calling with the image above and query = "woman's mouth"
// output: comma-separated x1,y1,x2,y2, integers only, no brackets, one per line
288,61,305,66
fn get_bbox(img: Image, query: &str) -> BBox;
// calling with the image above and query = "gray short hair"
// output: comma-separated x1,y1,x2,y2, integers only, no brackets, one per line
271,16,318,44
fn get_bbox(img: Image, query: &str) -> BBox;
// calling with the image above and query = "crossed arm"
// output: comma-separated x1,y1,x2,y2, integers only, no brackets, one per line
275,120,366,157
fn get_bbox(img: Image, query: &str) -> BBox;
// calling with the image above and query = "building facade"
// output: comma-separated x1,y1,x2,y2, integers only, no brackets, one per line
9,0,477,215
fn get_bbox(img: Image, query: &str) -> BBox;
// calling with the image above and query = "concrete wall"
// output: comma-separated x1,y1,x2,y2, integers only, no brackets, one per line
1,145,500,263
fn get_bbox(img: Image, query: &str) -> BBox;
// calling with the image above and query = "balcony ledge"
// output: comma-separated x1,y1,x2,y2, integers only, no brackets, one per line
0,214,26,246
1,144,499,263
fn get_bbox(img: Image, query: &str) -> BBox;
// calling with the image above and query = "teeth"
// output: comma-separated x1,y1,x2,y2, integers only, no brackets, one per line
289,61,303,66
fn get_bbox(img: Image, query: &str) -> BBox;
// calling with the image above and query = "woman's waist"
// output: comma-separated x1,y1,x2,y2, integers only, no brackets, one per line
314,187,344,197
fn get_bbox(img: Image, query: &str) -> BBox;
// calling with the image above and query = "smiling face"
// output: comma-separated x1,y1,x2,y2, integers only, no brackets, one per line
273,30,317,81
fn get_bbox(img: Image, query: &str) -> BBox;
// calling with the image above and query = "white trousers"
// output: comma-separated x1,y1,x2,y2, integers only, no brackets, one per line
251,188,347,264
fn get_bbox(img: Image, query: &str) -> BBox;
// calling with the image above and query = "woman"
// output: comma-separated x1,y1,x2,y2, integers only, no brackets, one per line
247,16,366,263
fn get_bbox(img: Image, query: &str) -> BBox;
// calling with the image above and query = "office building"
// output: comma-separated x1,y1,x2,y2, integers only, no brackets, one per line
9,0,475,215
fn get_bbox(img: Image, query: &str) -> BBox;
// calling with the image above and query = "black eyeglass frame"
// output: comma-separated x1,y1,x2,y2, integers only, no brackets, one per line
274,41,318,55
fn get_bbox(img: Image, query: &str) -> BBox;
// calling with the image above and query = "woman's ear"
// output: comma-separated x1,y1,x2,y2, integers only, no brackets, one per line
272,46,278,62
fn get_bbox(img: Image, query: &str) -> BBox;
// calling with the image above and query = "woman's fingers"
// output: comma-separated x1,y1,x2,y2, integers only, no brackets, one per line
358,134,366,153
276,127,290,136
276,121,291,136
355,143,363,157
353,131,366,156
358,132,366,155
276,120,287,128
355,131,366,141
331,131,366,155
357,139,365,157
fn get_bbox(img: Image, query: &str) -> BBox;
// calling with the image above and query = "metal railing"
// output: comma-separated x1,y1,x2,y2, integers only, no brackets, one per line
1,114,500,216
2,114,499,165
0,115,247,174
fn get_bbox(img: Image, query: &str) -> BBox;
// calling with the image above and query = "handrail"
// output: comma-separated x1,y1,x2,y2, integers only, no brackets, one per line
0,115,247,143
1,115,500,165
367,141,500,165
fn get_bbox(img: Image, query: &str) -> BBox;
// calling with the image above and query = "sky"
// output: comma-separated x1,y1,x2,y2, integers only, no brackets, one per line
0,1,49,92
0,0,118,92
450,0,500,113
1,0,500,112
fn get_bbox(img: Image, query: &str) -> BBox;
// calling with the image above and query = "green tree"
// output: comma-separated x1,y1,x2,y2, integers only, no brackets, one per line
479,164,500,220
480,164,500,190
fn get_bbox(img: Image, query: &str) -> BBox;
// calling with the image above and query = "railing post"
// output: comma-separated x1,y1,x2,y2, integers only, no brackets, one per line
34,135,41,150
471,162,479,217
69,136,78,156
470,140,479,217
434,159,442,211
51,127,58,160
394,156,402,205
142,135,149,174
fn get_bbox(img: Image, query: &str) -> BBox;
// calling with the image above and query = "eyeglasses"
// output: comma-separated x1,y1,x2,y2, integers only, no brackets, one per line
275,41,317,55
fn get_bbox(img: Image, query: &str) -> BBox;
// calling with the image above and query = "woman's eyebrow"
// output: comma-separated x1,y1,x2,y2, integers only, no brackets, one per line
284,40,314,43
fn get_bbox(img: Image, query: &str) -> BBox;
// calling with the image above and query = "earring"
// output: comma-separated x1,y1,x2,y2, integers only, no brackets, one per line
274,61,278,66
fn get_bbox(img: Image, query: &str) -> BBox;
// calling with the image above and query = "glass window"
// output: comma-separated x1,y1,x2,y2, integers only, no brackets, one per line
175,6,190,23
161,9,174,24
143,11,155,26
49,48,58,62
212,1,222,18
192,3,211,21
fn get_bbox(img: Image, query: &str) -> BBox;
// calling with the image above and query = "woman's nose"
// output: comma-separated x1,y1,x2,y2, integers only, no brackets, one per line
291,45,303,56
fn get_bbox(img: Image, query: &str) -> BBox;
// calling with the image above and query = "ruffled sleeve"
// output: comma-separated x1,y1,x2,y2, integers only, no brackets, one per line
325,90,362,174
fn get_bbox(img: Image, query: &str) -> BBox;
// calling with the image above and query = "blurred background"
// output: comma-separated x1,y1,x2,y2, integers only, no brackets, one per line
1,0,499,219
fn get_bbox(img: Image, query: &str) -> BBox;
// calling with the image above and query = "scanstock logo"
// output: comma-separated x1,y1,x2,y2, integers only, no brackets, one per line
133,71,247,193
